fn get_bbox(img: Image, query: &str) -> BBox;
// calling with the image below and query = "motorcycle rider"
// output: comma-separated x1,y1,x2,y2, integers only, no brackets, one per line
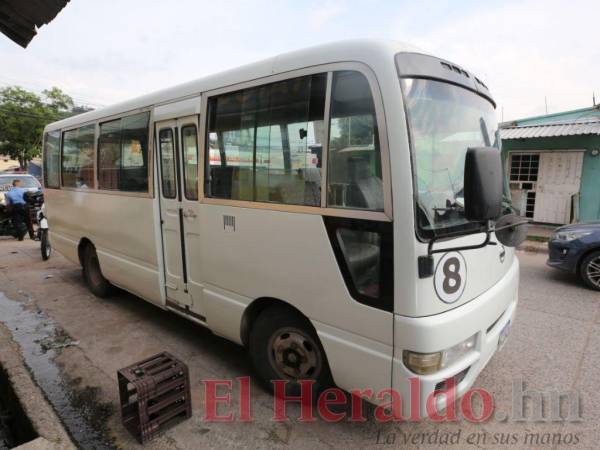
5,179,35,240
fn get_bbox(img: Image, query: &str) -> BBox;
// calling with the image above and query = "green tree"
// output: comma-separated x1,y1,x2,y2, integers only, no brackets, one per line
0,86,74,169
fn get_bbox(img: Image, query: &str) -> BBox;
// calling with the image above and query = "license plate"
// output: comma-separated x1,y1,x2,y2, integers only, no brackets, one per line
498,320,511,350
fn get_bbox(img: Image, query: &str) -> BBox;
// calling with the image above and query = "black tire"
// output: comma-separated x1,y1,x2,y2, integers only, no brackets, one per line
249,305,332,398
40,229,51,260
580,250,600,291
82,244,113,297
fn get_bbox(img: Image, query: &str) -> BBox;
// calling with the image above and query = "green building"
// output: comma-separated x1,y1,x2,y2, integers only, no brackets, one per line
500,105,600,224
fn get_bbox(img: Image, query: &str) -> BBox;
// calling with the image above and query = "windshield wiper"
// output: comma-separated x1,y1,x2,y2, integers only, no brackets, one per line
433,198,464,214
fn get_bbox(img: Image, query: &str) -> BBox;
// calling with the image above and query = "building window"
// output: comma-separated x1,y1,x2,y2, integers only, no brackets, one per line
61,124,95,188
510,153,539,182
327,71,383,211
525,191,536,218
206,73,327,206
181,125,198,200
43,130,61,188
98,111,150,192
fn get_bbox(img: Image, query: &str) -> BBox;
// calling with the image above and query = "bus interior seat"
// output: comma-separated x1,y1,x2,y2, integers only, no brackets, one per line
299,167,321,206
210,165,234,199
347,156,383,211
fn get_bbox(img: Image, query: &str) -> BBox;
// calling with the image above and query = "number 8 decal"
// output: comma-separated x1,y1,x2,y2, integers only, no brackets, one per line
434,251,466,303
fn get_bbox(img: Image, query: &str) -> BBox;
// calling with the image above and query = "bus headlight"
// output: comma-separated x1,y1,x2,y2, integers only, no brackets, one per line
403,334,477,375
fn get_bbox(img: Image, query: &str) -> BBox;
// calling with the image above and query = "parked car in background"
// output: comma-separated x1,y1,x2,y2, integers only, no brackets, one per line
547,222,600,290
0,174,42,204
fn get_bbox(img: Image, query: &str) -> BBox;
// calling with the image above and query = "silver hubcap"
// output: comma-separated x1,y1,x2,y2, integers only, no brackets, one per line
268,328,321,380
586,257,600,287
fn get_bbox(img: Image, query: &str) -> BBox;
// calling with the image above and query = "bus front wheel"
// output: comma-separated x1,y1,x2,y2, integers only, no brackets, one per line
82,244,113,298
249,305,332,397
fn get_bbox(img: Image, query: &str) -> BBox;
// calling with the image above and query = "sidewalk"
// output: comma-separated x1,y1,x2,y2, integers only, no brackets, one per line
517,223,555,254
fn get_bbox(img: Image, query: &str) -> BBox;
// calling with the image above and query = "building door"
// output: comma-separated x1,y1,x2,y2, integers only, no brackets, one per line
533,152,584,224
156,116,203,313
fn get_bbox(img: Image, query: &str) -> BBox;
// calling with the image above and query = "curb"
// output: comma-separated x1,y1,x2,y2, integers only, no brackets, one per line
0,317,75,449
517,242,548,254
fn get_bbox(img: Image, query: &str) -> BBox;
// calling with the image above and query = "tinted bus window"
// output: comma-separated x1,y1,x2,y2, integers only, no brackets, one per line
61,124,95,188
327,71,383,211
159,128,177,199
182,125,199,200
207,73,326,206
43,130,61,188
98,119,121,190
97,112,150,192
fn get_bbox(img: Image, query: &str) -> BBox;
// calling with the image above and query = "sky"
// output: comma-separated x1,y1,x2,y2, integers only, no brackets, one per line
1,0,599,121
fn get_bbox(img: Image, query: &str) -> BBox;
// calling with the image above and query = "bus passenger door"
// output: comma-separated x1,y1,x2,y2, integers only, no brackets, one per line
156,120,192,307
176,115,204,314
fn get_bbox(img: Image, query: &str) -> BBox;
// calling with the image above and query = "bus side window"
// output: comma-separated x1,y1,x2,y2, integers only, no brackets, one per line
159,129,177,199
327,71,383,211
120,113,150,192
206,73,327,206
43,130,61,188
98,119,121,190
181,125,199,200
337,228,381,298
61,124,95,189
98,112,150,192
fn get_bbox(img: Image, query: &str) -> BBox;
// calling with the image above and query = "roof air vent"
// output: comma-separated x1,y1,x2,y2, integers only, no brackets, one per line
440,61,470,78
475,77,488,90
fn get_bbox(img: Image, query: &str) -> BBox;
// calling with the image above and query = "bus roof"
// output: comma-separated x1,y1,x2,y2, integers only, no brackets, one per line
44,39,422,133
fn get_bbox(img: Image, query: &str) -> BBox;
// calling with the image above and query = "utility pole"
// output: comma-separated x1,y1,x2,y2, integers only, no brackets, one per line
594,92,597,107
545,97,548,114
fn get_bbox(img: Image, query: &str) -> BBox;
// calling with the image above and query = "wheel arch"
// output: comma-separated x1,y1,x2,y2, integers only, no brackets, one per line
77,237,94,266
240,297,317,348
576,246,600,276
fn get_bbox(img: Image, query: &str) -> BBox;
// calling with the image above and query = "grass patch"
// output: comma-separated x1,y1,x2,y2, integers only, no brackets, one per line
526,235,550,243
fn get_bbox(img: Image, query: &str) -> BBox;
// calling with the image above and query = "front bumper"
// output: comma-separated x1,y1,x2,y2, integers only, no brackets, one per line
547,239,580,273
392,256,519,418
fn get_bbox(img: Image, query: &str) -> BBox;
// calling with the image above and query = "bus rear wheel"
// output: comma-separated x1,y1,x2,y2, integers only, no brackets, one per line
82,244,113,297
249,305,332,397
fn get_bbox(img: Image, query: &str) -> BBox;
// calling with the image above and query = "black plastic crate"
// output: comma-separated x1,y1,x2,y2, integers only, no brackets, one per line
118,352,192,444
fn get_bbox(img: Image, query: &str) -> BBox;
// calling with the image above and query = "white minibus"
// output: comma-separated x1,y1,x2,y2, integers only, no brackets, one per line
42,40,522,414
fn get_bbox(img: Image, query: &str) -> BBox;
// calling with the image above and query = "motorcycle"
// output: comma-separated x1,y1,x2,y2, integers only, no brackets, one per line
24,190,51,260
36,203,51,260
0,202,28,239
0,190,51,260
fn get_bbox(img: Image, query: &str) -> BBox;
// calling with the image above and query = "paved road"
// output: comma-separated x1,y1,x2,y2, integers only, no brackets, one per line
0,240,599,449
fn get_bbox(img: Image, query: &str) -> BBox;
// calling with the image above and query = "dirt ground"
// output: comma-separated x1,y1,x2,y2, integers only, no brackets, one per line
1,238,599,449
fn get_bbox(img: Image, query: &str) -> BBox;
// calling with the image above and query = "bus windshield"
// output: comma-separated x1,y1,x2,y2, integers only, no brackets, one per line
401,78,499,238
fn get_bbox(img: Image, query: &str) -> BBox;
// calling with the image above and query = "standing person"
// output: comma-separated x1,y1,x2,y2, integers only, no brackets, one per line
4,179,34,240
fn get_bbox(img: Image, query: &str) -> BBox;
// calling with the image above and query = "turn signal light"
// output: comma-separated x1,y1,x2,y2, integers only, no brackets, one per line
402,351,442,375
403,334,477,375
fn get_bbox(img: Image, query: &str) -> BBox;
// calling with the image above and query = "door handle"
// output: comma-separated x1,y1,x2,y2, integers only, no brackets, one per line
183,209,197,219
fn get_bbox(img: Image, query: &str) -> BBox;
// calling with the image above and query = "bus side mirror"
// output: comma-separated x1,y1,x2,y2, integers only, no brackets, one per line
464,147,503,221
